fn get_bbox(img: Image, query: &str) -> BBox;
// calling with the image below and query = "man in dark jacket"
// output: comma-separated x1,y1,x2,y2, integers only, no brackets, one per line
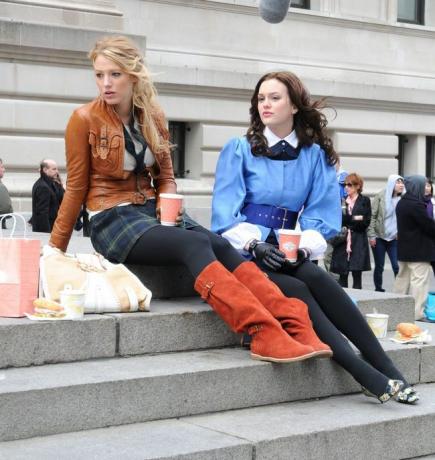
31,159,64,232
394,175,435,320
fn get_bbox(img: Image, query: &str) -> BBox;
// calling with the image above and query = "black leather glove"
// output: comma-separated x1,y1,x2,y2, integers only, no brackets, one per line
248,240,286,271
284,248,311,270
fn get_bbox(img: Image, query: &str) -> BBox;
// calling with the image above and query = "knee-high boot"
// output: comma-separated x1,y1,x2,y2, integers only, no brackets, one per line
233,262,332,358
194,260,318,363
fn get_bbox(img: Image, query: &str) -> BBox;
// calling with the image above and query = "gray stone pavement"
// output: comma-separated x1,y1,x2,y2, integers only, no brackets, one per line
322,254,435,294
361,266,435,293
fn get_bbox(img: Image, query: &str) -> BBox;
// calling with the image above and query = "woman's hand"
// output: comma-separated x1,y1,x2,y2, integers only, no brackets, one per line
369,238,376,248
284,248,311,270
249,240,286,271
175,207,185,226
156,206,185,226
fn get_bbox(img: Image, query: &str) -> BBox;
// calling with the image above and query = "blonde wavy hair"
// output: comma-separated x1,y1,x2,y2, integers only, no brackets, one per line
89,36,169,154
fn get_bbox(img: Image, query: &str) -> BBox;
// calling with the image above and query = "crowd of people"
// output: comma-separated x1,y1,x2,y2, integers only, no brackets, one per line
3,34,435,407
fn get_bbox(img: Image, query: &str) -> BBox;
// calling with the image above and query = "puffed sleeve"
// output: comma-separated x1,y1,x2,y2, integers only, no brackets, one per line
50,110,91,251
212,137,249,234
298,149,341,240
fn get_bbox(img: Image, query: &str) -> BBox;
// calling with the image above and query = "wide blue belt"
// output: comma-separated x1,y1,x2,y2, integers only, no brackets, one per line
242,203,298,230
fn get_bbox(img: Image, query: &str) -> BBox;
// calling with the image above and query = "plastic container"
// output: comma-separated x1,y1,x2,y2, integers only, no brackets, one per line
59,284,85,320
365,313,389,338
425,292,435,320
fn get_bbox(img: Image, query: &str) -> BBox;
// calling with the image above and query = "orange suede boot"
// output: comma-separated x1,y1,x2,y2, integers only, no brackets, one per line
233,261,332,358
194,261,318,363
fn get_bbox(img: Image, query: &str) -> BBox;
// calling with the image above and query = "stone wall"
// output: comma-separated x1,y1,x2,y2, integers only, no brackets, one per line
1,0,435,227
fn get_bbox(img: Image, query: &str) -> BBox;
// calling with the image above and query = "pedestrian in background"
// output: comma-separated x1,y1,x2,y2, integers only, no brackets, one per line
368,175,404,292
330,173,371,289
31,159,63,232
394,175,435,320
324,163,348,273
424,178,435,276
336,161,348,200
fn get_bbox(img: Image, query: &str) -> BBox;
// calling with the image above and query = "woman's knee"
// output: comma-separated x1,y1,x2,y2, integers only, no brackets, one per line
211,234,234,255
271,272,312,301
298,261,330,285
186,230,213,253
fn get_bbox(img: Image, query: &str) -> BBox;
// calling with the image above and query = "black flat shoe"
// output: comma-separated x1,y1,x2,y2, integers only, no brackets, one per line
394,386,419,404
362,379,404,403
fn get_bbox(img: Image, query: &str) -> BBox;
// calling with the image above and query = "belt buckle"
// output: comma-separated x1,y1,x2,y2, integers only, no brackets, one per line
277,206,288,229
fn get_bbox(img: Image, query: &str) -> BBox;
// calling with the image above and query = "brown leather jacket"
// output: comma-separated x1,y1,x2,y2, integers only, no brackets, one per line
50,98,176,251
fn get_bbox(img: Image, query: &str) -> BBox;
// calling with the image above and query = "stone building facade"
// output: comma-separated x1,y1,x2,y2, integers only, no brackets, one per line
1,0,435,227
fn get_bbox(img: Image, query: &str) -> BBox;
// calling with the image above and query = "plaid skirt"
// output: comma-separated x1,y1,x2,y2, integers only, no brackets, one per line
89,200,198,263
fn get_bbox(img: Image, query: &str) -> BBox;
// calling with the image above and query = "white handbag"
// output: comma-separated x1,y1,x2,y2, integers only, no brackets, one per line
40,245,152,313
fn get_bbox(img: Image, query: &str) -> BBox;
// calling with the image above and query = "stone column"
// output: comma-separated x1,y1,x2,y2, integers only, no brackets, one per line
403,135,427,176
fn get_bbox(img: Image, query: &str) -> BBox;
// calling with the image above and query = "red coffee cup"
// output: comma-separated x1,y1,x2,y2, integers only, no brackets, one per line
278,229,301,262
159,193,183,226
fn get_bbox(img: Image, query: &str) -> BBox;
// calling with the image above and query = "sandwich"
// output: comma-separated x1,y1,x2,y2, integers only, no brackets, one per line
32,298,66,319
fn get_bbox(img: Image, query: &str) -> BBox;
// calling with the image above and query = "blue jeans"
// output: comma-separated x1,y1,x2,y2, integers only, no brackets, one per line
371,238,398,291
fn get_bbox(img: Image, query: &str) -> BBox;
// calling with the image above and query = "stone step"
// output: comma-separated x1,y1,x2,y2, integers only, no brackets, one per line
1,382,435,459
1,331,433,442
0,292,414,369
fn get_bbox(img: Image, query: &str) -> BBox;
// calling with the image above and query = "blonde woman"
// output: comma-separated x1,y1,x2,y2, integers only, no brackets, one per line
49,36,332,365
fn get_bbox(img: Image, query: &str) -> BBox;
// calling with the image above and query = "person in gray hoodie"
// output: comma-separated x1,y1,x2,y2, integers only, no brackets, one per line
368,175,404,292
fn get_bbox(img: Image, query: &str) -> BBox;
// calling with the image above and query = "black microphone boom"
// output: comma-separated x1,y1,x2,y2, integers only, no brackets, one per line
259,0,291,24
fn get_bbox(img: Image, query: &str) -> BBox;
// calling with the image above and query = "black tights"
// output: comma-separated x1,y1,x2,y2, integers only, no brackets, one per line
339,271,362,289
263,261,408,396
125,225,243,278
126,225,407,396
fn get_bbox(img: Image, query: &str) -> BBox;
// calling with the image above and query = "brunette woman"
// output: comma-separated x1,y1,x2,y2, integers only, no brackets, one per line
212,71,418,404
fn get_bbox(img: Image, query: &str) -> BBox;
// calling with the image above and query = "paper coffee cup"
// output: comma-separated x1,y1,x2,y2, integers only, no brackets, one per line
278,229,301,262
365,313,389,338
159,193,183,226
60,285,85,320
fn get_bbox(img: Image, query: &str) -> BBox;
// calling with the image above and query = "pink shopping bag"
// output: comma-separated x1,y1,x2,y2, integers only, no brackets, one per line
0,214,40,317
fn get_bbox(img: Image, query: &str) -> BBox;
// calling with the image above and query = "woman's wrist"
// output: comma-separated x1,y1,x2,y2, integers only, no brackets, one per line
245,238,259,254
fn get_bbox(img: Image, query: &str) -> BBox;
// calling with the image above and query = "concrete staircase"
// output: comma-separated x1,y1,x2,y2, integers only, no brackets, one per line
1,291,435,459
1,233,435,458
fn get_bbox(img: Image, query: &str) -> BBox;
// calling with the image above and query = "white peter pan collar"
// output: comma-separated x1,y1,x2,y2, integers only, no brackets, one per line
264,126,299,148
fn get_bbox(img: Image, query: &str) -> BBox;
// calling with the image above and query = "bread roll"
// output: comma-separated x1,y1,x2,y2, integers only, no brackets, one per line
396,323,422,338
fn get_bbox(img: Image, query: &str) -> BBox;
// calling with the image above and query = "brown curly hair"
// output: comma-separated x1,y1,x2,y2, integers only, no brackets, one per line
246,71,338,166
